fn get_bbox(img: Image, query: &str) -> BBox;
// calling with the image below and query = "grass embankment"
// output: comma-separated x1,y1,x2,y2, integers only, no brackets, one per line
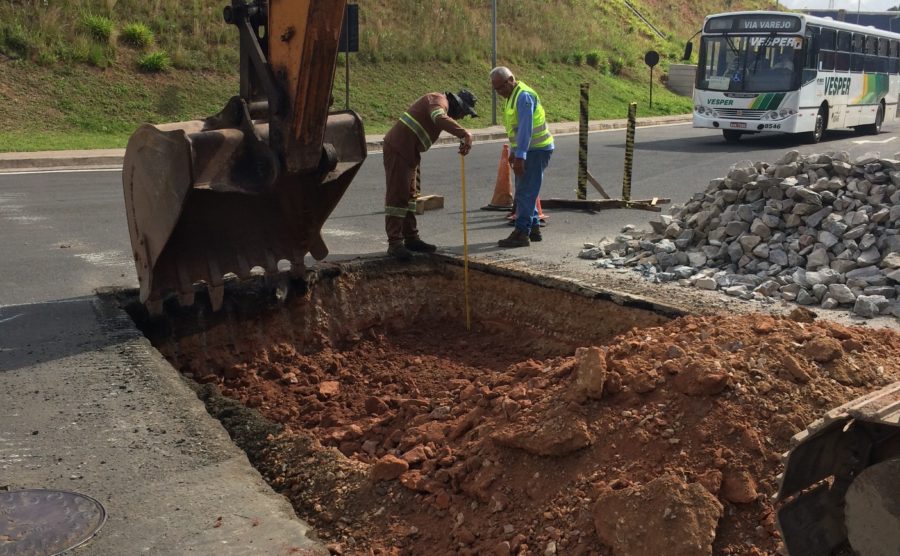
0,0,776,152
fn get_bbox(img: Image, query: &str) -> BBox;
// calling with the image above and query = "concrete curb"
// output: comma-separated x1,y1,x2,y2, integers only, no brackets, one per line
0,115,692,172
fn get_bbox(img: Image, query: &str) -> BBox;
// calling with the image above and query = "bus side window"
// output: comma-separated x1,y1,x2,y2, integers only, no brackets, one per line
836,31,852,71
877,37,889,73
893,41,900,74
866,36,882,73
851,34,865,72
818,27,835,71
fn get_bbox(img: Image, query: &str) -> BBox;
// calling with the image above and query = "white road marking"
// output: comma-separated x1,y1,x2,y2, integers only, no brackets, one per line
851,137,897,145
323,228,363,237
74,250,132,267
7,215,47,223
0,297,91,310
0,167,122,176
0,313,23,324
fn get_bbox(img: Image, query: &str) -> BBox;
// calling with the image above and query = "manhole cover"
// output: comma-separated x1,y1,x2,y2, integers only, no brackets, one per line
0,489,107,556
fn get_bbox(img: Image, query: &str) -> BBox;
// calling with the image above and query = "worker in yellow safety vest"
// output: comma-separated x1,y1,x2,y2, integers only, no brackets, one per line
490,66,554,248
382,90,477,261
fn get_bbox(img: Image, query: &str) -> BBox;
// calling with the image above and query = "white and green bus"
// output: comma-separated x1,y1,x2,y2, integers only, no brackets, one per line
691,11,900,143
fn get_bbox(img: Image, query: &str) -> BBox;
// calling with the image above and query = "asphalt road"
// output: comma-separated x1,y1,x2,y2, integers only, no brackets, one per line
1,122,898,307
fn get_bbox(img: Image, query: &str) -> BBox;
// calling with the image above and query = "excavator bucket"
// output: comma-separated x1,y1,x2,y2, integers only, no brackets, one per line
122,0,365,313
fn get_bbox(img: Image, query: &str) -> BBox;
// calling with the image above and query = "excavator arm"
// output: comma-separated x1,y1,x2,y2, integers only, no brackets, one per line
123,0,366,313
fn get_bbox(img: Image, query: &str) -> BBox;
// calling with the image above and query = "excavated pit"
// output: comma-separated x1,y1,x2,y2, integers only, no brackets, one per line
121,256,900,555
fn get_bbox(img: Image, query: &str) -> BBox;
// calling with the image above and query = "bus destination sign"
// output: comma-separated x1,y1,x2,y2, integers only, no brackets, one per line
705,14,801,34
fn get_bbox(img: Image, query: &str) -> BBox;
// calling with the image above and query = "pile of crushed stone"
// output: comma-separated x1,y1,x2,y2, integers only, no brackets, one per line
180,310,900,555
580,151,900,319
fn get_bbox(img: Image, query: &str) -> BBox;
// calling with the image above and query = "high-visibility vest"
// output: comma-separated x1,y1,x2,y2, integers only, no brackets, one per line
503,82,552,151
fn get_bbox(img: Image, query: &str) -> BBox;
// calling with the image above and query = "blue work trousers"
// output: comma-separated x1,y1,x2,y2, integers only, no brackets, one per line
514,149,552,233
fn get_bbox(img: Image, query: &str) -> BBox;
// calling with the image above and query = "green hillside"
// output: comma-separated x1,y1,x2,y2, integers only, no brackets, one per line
0,0,778,152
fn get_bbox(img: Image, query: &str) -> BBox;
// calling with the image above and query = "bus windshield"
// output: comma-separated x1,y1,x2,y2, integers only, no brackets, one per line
698,35,802,92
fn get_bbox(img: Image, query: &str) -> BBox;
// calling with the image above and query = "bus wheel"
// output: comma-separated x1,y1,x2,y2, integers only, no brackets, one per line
804,107,827,144
860,103,884,135
722,130,742,143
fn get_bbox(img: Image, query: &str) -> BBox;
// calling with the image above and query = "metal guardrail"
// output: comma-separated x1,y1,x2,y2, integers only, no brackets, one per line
623,0,667,40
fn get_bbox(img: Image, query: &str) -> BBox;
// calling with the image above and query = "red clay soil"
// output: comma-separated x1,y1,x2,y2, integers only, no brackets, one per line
180,310,900,555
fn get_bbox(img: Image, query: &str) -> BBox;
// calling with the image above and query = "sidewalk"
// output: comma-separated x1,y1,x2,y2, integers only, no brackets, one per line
0,114,692,171
0,294,329,554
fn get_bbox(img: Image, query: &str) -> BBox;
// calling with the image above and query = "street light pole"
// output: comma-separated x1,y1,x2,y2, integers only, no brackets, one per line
491,0,497,125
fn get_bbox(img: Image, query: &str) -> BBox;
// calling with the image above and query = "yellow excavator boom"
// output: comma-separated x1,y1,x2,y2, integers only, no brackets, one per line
123,0,366,313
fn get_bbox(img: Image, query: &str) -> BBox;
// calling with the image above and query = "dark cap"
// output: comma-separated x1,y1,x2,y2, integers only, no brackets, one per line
447,89,478,118
457,89,478,117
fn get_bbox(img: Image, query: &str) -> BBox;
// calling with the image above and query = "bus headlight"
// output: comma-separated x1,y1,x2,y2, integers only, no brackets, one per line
762,109,796,120
695,105,718,118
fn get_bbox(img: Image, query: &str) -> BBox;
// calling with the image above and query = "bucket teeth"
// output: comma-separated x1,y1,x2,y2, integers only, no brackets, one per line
290,251,306,278
207,259,226,311
178,290,196,307
236,255,252,280
265,250,279,274
147,299,164,316
310,233,328,260
208,284,225,311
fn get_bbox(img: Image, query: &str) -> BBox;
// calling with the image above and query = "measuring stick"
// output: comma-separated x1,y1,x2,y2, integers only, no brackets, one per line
460,154,471,331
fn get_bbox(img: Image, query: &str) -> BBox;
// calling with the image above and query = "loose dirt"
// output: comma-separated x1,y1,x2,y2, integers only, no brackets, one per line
170,306,900,555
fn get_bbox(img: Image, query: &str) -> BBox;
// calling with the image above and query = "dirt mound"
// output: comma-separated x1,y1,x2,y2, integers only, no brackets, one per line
180,312,900,555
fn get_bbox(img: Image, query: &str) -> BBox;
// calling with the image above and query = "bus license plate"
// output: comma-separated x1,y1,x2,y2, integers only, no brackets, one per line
729,122,747,129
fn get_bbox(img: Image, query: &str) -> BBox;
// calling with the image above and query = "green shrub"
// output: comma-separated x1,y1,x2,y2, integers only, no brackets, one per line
609,57,625,75
87,44,108,68
585,50,602,68
81,14,113,44
120,22,153,49
137,50,170,72
2,23,31,59
570,51,584,66
170,47,199,70
36,48,58,66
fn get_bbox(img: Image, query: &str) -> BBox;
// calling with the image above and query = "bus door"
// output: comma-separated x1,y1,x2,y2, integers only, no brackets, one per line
845,33,868,126
812,28,847,129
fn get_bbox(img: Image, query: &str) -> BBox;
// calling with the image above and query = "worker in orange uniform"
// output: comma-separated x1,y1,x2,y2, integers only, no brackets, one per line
383,90,477,261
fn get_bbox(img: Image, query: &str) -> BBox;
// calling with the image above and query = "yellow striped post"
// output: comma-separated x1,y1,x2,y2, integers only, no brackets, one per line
577,83,589,200
622,102,637,202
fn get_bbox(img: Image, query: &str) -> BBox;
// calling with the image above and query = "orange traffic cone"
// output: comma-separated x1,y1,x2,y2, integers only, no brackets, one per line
481,144,514,211
536,196,547,224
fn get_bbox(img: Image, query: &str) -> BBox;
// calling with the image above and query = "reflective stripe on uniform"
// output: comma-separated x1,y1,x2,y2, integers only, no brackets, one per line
400,112,432,150
430,108,446,122
385,205,410,217
385,201,417,216
511,122,548,135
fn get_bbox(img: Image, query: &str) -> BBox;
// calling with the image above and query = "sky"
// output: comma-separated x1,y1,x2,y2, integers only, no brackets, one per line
781,0,898,10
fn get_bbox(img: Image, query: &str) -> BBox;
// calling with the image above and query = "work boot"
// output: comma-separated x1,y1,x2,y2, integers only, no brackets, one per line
387,243,413,261
529,228,542,242
405,237,437,253
498,229,530,248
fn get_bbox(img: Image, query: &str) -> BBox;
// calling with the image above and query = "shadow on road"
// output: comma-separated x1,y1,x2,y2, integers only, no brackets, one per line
609,129,863,153
0,296,123,373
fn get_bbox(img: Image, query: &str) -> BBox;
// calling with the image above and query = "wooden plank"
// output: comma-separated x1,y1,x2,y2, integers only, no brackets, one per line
415,195,444,215
586,171,610,199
